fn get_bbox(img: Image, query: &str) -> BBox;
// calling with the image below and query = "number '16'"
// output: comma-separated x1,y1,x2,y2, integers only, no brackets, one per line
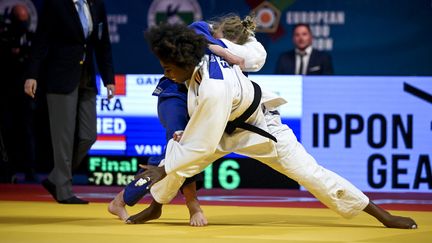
204,159,240,190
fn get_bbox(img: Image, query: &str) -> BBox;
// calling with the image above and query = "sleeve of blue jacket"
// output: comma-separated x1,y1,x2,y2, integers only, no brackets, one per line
123,78,188,206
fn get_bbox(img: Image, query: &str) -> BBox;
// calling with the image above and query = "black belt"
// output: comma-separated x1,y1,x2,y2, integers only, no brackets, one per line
225,81,277,142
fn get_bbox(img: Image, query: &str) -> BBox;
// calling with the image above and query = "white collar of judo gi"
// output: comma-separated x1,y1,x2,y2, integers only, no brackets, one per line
185,59,205,118
185,55,251,120
186,55,288,116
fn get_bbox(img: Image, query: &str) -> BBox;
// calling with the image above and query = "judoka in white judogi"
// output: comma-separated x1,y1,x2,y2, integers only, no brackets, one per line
150,53,370,219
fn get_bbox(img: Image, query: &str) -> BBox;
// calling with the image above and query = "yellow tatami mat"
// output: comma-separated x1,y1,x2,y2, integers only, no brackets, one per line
0,201,430,243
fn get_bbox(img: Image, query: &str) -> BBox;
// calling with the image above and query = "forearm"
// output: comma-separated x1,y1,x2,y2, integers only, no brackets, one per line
209,44,245,68
221,37,267,72
163,80,232,175
162,139,215,175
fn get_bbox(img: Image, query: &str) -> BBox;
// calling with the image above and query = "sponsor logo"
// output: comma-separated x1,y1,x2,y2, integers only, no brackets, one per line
147,0,202,27
303,77,432,192
252,1,281,33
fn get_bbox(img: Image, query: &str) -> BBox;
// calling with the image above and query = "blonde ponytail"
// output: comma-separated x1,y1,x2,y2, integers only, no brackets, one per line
210,13,257,45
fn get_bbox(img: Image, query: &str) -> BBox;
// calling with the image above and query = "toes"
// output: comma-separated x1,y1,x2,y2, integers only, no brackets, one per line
190,220,202,227
125,217,135,224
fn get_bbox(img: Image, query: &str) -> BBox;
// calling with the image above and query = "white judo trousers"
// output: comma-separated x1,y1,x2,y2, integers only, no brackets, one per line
151,55,369,219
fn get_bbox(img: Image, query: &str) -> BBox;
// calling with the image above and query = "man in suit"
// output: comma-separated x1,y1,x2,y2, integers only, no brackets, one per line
24,0,115,204
275,23,334,75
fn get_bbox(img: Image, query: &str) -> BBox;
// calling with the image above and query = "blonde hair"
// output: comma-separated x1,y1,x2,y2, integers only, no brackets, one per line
210,14,256,45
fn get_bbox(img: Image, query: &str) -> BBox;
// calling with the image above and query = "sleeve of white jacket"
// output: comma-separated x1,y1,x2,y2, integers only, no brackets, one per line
163,78,233,175
221,37,267,72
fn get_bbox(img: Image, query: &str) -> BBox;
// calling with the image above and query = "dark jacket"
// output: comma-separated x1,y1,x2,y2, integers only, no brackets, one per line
275,49,334,75
26,0,114,93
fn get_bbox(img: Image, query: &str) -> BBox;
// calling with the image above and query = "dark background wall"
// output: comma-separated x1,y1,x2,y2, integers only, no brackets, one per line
23,0,432,75
98,0,432,76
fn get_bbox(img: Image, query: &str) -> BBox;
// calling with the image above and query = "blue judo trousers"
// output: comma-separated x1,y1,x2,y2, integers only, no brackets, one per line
123,78,203,206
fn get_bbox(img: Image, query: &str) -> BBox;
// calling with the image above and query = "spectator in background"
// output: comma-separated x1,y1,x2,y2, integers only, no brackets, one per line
24,0,115,204
0,4,37,182
275,23,334,75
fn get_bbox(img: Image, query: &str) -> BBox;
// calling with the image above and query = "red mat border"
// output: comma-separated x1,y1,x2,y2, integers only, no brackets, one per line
1,184,431,211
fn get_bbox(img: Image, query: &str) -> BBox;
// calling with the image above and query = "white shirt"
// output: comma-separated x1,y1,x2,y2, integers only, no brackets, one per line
295,45,312,75
73,0,93,34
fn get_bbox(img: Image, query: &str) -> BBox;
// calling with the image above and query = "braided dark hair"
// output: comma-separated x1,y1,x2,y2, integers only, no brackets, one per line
145,23,208,68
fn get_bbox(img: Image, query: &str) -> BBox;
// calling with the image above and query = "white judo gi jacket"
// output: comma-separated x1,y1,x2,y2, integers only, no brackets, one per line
221,36,267,72
152,54,370,219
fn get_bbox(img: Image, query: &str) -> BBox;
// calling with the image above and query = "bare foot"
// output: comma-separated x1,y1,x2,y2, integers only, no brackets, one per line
381,214,418,229
126,200,162,224
186,199,208,227
364,201,418,229
108,190,129,221
190,211,208,227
